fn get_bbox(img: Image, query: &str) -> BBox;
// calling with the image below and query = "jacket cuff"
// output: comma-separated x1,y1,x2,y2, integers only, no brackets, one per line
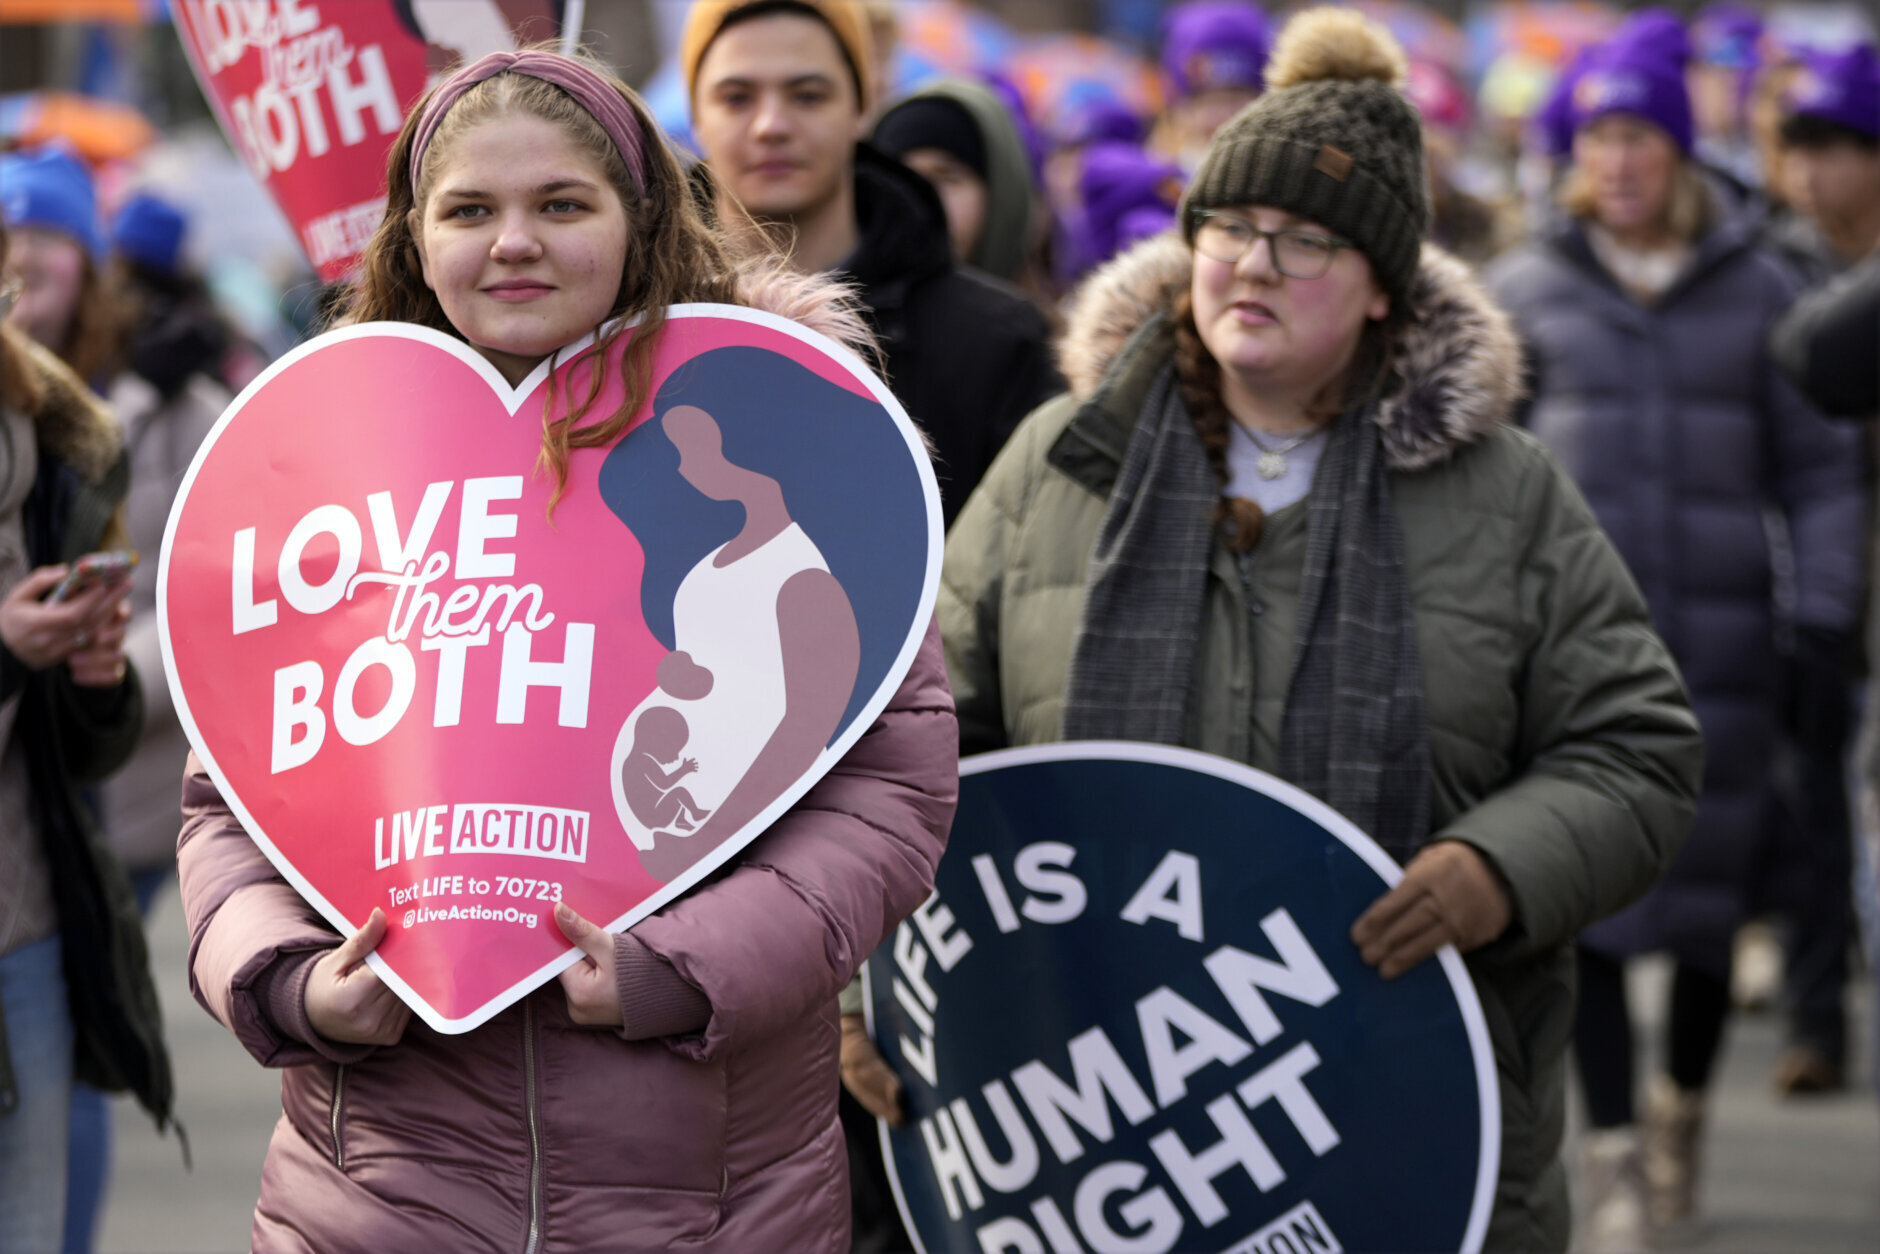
837,974,866,1018
615,933,711,1041
0,642,23,705
1436,836,1531,963
253,948,377,1064
67,671,135,722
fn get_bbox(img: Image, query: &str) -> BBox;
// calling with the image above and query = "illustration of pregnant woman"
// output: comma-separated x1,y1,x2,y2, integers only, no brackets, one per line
610,403,859,883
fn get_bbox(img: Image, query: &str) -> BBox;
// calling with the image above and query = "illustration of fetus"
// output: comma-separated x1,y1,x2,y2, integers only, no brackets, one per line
621,706,714,834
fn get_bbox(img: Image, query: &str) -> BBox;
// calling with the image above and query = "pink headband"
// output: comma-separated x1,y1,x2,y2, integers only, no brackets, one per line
408,51,649,194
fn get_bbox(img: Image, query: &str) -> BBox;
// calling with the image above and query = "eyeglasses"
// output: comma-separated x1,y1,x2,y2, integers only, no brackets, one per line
1191,210,1354,279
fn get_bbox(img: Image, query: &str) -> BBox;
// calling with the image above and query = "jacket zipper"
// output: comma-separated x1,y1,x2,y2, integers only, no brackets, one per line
329,1064,347,1169
522,1000,542,1254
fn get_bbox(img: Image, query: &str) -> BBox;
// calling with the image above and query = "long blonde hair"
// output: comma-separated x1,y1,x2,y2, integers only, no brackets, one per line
344,53,741,511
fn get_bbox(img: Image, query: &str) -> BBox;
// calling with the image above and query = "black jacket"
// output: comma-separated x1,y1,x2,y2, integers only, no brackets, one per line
838,144,1061,526
690,146,1059,525
0,331,172,1130
1773,253,1880,419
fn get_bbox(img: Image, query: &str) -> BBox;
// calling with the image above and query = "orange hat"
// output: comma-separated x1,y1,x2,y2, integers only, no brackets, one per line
681,0,874,111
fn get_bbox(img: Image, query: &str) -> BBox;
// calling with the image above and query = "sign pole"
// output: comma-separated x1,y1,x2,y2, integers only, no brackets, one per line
560,0,586,55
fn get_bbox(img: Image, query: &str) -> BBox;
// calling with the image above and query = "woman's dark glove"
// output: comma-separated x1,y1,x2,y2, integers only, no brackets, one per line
1787,626,1857,753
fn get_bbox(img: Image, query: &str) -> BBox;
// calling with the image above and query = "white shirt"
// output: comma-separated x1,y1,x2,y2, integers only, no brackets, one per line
610,524,832,852
1222,420,1329,515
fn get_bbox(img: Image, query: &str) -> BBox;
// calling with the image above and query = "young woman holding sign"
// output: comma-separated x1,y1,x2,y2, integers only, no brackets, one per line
176,48,957,1253
935,10,1703,1251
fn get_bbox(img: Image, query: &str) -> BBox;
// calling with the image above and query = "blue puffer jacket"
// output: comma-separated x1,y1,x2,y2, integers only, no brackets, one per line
1486,195,1870,976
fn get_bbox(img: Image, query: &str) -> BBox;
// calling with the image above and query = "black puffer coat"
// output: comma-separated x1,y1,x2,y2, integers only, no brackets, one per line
1487,197,1870,977
843,143,1061,526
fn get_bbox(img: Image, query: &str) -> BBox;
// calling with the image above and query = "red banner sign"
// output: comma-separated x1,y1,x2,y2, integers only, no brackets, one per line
168,0,566,281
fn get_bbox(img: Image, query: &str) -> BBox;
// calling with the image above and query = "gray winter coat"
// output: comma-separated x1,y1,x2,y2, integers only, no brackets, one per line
1486,199,1869,975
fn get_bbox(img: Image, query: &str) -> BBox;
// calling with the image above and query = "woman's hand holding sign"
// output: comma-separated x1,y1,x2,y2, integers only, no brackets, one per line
0,563,132,686
307,908,412,1046
1351,840,1513,979
554,903,624,1027
840,1013,906,1127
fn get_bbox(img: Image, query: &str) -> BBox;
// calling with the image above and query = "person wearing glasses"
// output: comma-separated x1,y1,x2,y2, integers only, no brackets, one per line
935,10,1702,1250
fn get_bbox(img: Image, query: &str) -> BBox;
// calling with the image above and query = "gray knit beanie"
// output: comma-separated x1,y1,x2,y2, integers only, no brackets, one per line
1180,7,1428,307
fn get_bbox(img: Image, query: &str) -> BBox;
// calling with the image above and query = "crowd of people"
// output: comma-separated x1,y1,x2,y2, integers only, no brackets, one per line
1,2,1877,1253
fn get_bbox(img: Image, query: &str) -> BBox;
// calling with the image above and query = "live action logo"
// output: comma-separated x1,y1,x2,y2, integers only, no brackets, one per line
374,802,591,869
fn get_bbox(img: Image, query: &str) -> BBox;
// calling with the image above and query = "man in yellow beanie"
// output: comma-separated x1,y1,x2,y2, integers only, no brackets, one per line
682,0,1059,527
682,0,875,118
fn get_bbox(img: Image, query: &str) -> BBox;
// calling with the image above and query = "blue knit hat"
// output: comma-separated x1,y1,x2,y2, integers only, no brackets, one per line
1570,10,1695,154
112,192,189,275
0,146,105,257
1693,3,1762,70
1786,43,1880,142
1162,1,1271,98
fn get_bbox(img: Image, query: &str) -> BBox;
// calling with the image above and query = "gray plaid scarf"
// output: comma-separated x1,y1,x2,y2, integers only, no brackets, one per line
1061,362,1432,862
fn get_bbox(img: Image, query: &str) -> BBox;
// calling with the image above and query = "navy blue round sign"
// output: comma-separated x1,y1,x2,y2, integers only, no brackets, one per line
866,744,1498,1254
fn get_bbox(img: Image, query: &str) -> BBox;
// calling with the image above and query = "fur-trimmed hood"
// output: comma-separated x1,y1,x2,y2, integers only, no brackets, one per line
1057,233,1523,471
2,323,121,485
731,252,877,367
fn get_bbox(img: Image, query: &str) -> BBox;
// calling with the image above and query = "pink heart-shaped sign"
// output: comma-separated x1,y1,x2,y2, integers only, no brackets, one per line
161,307,941,1032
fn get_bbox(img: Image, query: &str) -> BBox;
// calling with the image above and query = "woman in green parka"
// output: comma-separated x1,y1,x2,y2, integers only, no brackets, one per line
938,9,1703,1251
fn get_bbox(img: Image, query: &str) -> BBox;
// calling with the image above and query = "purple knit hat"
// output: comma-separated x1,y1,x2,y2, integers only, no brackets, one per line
1116,204,1178,251
1162,1,1271,99
1053,94,1146,148
1570,10,1696,154
1615,6,1693,68
1534,46,1596,158
1786,43,1880,142
1076,142,1185,265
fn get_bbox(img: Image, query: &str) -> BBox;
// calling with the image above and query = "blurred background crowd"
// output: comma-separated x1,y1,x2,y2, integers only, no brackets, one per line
3,1,1876,344
2,2,1878,1253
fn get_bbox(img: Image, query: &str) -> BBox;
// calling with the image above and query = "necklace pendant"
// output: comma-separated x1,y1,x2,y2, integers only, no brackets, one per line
1256,451,1288,480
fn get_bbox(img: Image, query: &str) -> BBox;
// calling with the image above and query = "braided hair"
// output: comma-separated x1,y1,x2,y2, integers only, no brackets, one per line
1170,282,1412,554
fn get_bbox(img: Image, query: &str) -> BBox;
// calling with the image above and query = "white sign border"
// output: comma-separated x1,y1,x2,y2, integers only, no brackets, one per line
866,741,1501,1254
159,304,944,1035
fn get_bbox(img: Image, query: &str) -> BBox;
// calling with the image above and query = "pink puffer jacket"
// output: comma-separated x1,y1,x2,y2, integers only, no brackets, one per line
179,618,957,1253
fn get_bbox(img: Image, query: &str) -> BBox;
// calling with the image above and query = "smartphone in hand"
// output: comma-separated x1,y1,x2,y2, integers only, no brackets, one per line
50,550,138,603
